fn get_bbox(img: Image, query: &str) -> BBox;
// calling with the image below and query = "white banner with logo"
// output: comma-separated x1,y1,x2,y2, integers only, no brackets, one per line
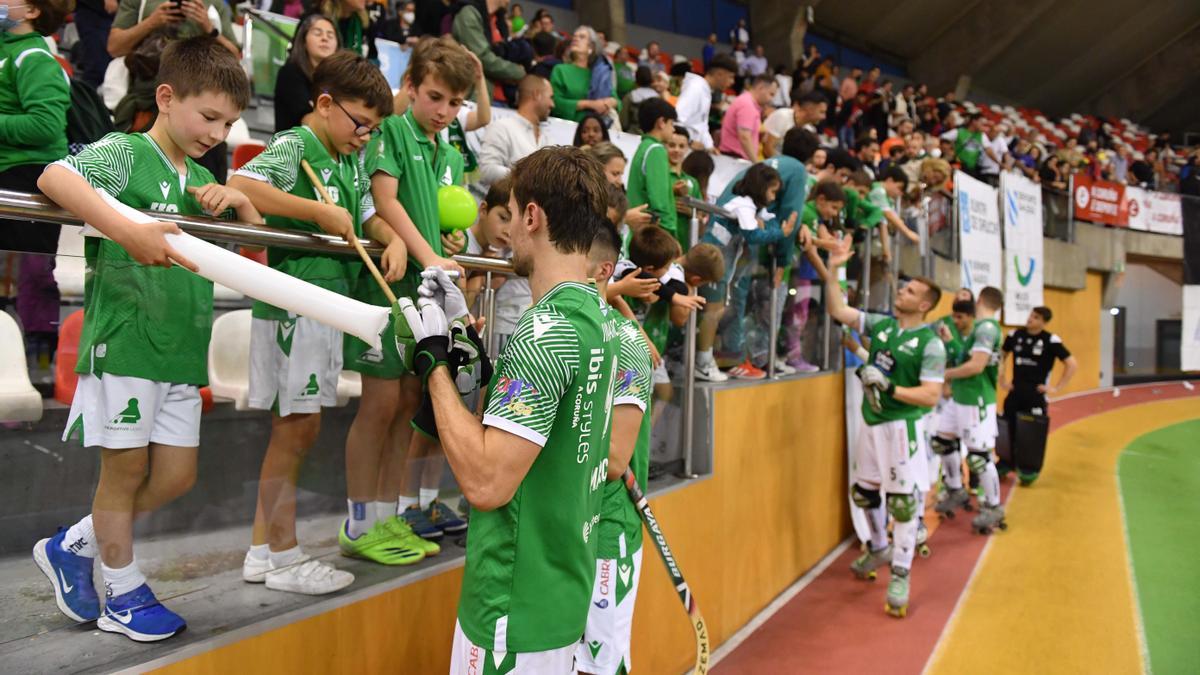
955,171,1003,296
1184,285,1200,372
1001,173,1045,323
1125,187,1184,235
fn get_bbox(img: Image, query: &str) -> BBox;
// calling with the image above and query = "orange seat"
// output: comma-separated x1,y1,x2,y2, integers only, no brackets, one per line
232,143,266,170
54,309,83,405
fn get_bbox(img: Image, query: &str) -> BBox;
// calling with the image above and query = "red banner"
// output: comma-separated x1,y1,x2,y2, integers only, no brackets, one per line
1073,175,1128,227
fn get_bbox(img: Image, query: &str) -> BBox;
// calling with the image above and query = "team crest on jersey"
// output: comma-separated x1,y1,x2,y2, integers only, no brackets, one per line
321,167,333,185
496,376,537,416
326,186,341,204
617,368,640,395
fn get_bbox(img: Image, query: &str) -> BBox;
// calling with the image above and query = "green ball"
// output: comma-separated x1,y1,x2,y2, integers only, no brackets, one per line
511,16,525,33
438,185,478,231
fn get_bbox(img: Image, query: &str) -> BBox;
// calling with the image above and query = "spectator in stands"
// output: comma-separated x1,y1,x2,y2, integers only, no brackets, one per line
639,40,665,74
380,1,417,43
762,90,826,158
666,125,702,250
628,97,680,240
859,66,881,96
589,33,618,127
921,157,952,191
476,74,553,188
451,0,527,97
892,83,915,126
550,25,617,123
729,17,749,47
681,149,715,201
702,32,717,67
314,0,379,59
719,74,776,160
508,2,524,34
771,64,793,108
109,0,237,58
899,131,927,185
74,0,117,89
838,67,861,108
742,44,768,78
976,120,1008,186
675,53,736,152
856,136,881,179
1039,155,1068,191
588,141,653,228
653,69,675,106
1128,150,1154,188
573,111,609,147
941,113,985,174
274,15,339,133
1111,143,1131,183
619,65,654,131
0,0,72,261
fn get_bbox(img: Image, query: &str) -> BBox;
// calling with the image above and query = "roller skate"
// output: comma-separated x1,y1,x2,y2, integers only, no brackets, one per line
916,521,931,558
972,504,1007,534
934,487,971,519
850,544,892,581
996,460,1013,481
885,566,909,618
1017,470,1039,487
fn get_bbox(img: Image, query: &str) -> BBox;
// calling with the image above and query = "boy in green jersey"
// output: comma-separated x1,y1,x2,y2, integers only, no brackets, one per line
818,236,945,618
666,124,702,252
577,217,654,675
230,52,407,592
626,97,680,241
399,147,618,671
35,38,255,642
865,166,921,245
363,36,475,543
934,286,1006,532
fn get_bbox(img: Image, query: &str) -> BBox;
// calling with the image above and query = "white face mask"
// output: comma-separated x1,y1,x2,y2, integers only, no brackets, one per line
401,11,414,24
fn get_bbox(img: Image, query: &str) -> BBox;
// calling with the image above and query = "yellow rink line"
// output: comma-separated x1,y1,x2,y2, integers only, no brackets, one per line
925,398,1199,675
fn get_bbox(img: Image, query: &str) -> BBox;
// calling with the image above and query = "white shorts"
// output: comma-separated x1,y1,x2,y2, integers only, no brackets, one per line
576,543,643,674
63,373,201,449
449,620,575,674
854,417,928,495
937,400,998,451
248,317,342,416
652,361,670,386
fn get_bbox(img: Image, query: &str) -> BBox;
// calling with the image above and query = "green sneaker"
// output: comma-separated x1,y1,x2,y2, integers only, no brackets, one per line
339,520,424,565
382,516,441,557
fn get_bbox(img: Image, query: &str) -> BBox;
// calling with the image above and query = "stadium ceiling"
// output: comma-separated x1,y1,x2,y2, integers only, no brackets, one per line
807,0,1200,133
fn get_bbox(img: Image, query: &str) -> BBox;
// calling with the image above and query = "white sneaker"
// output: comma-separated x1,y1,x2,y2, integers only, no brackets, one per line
773,358,797,376
242,551,270,583
264,555,355,595
695,361,729,382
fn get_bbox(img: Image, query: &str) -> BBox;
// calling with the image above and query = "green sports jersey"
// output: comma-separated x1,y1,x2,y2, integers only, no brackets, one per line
860,312,945,426
669,168,701,251
58,132,220,385
935,315,966,366
237,125,373,320
951,317,1002,406
627,135,678,240
463,281,620,653
867,182,895,213
841,187,882,230
597,316,653,560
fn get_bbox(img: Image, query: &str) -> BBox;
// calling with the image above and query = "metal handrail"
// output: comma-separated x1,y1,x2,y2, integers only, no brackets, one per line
676,196,734,220
0,189,515,274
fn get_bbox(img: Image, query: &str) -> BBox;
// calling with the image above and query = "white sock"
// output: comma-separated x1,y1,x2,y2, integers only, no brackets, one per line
697,349,715,365
942,450,963,490
891,519,917,571
101,559,146,599
347,500,372,538
980,460,1001,507
865,505,889,552
269,545,304,569
61,514,97,558
397,495,419,514
373,501,395,525
247,543,269,561
419,488,439,510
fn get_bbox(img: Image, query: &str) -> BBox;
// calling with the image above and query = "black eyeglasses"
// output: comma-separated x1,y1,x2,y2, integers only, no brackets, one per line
329,95,380,137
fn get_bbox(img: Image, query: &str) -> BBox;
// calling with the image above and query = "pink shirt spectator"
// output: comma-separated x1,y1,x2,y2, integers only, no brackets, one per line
718,91,763,160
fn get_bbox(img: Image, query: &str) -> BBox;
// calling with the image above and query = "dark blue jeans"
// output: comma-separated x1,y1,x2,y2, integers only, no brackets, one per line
73,4,114,89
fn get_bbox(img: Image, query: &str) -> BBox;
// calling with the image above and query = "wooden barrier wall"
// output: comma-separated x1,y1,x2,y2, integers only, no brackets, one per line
156,373,849,675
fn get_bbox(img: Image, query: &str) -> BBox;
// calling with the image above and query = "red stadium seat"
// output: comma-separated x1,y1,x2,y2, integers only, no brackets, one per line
691,58,704,74
232,143,266,170
54,309,83,405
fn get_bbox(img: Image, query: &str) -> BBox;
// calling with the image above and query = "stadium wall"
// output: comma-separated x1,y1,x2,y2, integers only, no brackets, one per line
153,373,849,675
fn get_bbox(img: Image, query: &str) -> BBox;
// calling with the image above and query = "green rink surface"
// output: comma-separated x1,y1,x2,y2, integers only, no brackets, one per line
1118,419,1200,675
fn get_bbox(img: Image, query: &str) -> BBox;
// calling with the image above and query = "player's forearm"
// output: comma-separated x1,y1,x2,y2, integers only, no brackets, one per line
363,215,397,246
371,182,441,267
428,368,499,508
821,264,858,327
232,200,264,225
38,165,137,239
227,176,321,223
944,361,984,380
894,381,940,408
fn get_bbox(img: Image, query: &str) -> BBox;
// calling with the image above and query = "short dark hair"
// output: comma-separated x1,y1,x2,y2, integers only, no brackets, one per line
312,49,393,115
750,74,775,88
795,90,827,108
978,286,1004,310
484,176,512,210
158,37,251,111
707,54,738,75
847,169,873,188
908,275,942,313
606,183,628,221
511,147,609,255
1032,306,1053,322
881,166,908,189
826,148,861,171
589,221,622,264
29,0,73,35
952,299,976,315
638,97,677,133
681,151,714,195
407,35,477,95
531,31,558,57
732,163,781,207
671,124,690,141
635,65,654,88
683,243,724,283
629,225,680,269
781,128,819,163
855,136,879,152
810,179,845,204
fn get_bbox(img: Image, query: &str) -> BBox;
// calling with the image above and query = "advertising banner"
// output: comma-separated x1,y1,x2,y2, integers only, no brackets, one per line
1001,173,1044,323
1125,187,1183,235
1073,175,1127,226
955,171,1003,294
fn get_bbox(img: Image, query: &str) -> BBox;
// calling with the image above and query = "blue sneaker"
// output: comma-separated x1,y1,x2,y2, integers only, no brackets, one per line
97,584,186,642
32,529,100,622
426,500,468,535
401,505,444,540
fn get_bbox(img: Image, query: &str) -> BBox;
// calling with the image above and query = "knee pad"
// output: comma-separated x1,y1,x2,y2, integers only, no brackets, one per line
852,484,881,509
887,492,919,522
931,436,959,456
967,451,990,476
